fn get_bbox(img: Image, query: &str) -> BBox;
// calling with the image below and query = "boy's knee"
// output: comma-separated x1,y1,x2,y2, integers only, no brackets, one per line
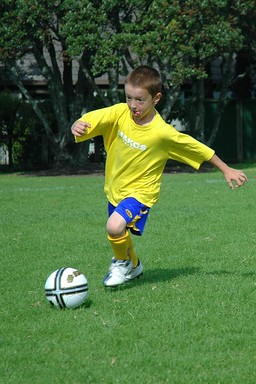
106,215,126,237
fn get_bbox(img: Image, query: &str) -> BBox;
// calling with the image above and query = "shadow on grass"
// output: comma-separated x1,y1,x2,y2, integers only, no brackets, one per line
205,270,233,276
110,266,200,291
105,267,256,293
206,270,256,278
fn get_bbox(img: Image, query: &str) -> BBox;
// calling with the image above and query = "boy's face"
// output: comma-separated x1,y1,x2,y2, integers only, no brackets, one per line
125,83,162,125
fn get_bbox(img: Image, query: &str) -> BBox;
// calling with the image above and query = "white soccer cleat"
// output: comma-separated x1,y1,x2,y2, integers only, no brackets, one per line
103,258,132,287
126,259,143,282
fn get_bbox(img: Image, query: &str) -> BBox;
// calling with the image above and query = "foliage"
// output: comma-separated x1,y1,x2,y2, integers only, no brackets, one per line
0,0,92,165
63,0,255,143
0,0,255,165
63,0,247,88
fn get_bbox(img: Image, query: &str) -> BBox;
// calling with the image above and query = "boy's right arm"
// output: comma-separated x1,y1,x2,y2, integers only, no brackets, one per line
71,120,91,137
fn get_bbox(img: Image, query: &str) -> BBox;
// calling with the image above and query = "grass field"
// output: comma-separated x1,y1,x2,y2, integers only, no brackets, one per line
0,166,256,384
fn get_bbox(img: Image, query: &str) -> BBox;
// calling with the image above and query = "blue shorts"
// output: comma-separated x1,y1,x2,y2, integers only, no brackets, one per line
108,197,150,236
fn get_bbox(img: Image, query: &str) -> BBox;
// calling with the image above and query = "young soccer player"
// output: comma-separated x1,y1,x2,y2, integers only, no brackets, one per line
71,66,247,288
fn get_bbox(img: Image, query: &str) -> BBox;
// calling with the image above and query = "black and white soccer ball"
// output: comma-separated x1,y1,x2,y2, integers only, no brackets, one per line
45,267,89,309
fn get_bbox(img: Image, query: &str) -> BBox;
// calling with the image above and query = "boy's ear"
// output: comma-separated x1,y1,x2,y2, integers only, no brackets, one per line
154,92,162,105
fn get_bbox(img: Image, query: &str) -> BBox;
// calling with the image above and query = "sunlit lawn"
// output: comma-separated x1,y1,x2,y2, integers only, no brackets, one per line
0,166,256,383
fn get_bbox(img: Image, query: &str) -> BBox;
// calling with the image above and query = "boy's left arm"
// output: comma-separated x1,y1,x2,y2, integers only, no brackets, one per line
208,154,248,189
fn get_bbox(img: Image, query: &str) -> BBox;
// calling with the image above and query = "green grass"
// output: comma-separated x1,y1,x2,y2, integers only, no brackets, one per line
0,167,256,384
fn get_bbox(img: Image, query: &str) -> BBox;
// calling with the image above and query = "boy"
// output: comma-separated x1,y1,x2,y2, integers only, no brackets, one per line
71,66,247,288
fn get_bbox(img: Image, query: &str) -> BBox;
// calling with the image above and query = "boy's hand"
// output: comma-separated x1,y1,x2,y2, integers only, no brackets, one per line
223,167,248,189
71,120,91,137
209,154,248,189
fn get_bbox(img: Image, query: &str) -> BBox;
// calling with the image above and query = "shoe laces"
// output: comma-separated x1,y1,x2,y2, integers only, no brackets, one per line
109,259,130,272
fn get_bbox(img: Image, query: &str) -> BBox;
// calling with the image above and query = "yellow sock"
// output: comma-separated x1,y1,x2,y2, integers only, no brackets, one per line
108,230,138,267
127,232,139,268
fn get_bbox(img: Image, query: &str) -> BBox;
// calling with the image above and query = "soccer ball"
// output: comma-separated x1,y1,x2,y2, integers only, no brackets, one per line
45,267,89,309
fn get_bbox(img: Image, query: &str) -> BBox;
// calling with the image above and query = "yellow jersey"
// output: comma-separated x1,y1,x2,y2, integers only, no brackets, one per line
75,103,215,207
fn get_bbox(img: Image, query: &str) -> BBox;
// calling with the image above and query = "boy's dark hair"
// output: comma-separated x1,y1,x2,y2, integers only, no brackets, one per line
125,66,162,97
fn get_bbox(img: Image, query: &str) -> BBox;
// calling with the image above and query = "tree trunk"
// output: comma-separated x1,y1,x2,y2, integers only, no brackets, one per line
7,138,13,168
206,53,234,147
193,78,205,142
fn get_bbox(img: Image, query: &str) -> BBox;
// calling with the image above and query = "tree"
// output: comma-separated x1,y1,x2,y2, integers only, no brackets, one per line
231,0,256,100
64,0,255,144
0,0,255,167
0,0,93,165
